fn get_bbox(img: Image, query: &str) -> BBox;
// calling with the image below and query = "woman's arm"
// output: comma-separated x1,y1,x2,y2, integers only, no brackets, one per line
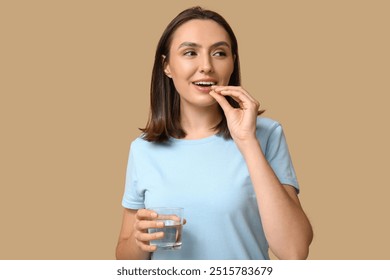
116,208,163,260
209,86,313,259
238,138,313,259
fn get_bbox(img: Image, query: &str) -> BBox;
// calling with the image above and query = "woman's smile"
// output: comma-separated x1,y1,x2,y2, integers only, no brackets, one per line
191,78,218,93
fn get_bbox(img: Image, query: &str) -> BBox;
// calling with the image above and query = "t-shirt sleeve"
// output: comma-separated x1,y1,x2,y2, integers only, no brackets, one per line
264,124,300,193
121,143,145,209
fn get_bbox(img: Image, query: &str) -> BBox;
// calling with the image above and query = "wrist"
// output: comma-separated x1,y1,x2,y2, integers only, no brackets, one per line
234,136,262,156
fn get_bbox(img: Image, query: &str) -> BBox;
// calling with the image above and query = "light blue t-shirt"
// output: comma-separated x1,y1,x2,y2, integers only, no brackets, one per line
121,117,299,260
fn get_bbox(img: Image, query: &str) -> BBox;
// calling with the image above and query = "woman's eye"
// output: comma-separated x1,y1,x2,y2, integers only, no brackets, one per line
213,51,227,57
184,51,197,56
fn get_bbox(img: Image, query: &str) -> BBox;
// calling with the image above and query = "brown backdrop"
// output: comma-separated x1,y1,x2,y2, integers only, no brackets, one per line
1,0,389,259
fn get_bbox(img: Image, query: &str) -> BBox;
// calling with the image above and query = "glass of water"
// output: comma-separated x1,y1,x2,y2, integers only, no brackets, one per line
148,207,184,250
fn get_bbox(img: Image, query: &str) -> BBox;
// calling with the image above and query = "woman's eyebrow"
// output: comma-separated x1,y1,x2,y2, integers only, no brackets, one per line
177,41,231,50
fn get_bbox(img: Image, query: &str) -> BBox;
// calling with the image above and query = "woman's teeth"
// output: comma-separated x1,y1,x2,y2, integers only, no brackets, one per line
193,81,216,87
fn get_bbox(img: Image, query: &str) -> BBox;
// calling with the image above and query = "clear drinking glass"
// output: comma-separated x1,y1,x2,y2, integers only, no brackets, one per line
148,207,184,250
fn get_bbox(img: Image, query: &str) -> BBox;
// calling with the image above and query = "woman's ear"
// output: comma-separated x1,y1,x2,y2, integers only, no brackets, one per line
162,55,172,78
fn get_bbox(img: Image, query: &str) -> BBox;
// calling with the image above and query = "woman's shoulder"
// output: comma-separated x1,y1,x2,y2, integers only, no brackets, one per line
255,117,287,150
256,116,282,132
130,134,172,151
129,134,151,150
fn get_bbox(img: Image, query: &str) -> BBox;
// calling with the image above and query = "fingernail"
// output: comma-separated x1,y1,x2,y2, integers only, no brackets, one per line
156,221,164,227
151,212,158,218
150,245,157,251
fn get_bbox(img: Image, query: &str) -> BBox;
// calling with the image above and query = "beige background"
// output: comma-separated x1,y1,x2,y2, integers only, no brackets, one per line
1,0,389,259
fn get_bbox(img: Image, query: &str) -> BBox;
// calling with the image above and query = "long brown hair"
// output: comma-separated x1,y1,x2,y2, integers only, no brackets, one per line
141,6,262,142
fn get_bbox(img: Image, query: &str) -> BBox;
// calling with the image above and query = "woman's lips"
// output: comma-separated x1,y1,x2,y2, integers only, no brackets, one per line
191,81,217,93
192,83,214,93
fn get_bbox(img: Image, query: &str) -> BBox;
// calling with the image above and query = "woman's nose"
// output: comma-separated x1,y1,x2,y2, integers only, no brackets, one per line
199,55,214,73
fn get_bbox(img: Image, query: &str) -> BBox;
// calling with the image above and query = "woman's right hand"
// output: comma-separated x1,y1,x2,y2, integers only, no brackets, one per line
133,209,165,252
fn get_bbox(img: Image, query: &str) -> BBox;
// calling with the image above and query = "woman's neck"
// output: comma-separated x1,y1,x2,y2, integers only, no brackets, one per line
180,103,222,140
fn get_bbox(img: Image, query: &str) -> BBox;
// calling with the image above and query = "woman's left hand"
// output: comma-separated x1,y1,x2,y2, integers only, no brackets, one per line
209,86,260,143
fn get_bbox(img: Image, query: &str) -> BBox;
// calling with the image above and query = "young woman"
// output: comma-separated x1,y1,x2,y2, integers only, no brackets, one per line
116,6,313,260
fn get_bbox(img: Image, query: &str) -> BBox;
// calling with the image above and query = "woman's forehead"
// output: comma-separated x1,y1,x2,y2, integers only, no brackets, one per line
170,19,231,47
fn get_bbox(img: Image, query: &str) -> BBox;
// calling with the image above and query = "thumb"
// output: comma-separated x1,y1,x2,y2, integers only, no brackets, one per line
209,89,232,114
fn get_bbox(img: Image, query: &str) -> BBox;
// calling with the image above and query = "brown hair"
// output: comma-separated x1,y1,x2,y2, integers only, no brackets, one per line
141,6,263,142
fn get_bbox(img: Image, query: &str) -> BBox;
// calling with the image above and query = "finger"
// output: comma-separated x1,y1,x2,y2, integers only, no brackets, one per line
227,94,242,106
135,239,158,252
136,209,158,220
213,87,256,108
212,86,256,103
216,89,255,109
209,89,233,114
157,214,181,223
135,230,164,252
136,230,164,242
135,219,165,232
217,89,260,110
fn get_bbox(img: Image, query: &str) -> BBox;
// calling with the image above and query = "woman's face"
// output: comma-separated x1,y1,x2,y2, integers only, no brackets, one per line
164,19,234,109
